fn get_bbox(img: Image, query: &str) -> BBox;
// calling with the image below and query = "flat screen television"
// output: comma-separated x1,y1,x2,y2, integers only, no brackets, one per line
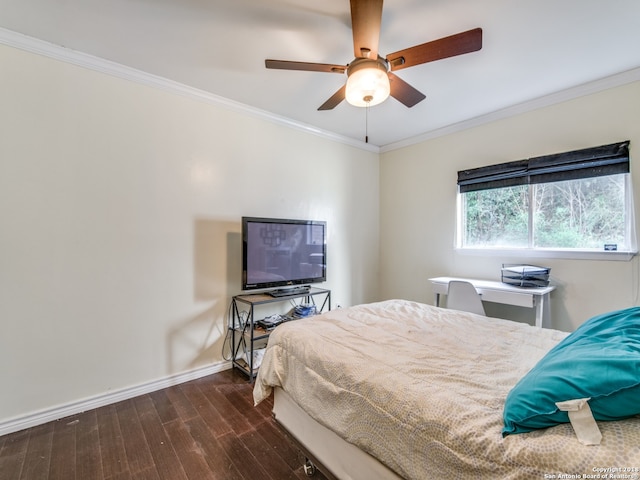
242,216,327,292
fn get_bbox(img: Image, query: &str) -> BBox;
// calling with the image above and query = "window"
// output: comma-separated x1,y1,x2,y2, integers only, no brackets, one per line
457,141,636,258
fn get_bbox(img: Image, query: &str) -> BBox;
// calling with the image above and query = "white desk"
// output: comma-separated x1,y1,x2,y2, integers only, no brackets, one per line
429,277,555,328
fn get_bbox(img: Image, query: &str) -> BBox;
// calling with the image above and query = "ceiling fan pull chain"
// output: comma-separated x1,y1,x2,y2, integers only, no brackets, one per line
365,101,369,143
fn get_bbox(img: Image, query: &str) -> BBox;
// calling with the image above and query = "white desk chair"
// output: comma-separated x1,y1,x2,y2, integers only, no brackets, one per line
447,280,486,316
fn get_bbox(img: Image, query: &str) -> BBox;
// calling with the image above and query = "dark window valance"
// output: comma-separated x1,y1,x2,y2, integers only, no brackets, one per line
457,141,630,193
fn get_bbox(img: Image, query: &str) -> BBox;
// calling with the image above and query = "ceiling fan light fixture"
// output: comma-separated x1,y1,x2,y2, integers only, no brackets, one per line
345,58,390,107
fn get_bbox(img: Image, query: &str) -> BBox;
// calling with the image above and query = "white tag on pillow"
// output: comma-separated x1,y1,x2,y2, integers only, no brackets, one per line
555,398,602,445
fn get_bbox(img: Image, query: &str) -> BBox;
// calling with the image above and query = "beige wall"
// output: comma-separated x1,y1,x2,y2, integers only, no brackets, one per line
380,81,640,332
0,44,380,425
3,37,638,430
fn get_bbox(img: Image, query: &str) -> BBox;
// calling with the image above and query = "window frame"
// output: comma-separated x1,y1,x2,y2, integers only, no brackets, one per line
455,142,637,261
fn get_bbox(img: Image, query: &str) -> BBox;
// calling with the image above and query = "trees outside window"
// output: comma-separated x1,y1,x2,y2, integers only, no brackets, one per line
457,142,634,255
461,174,629,251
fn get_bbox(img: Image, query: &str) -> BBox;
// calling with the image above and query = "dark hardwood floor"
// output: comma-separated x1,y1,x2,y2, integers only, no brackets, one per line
0,368,328,480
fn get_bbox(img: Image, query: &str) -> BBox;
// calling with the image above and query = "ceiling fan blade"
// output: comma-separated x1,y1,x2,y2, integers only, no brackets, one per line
265,59,346,74
350,0,383,59
388,72,426,108
386,28,482,71
318,85,346,110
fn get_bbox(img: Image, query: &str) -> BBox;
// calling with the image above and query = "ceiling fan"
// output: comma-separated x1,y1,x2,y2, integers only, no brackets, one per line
265,0,482,111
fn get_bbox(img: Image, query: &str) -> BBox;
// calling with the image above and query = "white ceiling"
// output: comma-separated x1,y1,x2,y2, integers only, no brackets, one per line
1,0,640,148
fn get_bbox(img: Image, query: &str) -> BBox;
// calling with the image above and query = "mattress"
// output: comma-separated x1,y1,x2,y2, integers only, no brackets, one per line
272,387,401,480
254,299,640,479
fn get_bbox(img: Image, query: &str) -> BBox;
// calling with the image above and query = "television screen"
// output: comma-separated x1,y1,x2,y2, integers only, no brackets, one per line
242,217,327,291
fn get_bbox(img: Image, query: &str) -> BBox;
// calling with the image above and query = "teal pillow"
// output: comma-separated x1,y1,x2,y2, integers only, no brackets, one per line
503,307,640,436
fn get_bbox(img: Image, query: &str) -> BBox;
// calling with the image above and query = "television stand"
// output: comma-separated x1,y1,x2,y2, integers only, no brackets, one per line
268,286,311,297
230,287,331,381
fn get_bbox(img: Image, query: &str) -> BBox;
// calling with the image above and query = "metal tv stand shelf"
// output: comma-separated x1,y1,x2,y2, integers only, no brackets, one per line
230,287,331,381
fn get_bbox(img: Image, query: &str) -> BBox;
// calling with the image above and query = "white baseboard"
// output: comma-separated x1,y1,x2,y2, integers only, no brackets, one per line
0,361,232,437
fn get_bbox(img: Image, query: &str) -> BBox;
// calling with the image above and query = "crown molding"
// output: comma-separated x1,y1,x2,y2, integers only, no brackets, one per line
2,27,637,155
0,27,379,154
381,66,640,153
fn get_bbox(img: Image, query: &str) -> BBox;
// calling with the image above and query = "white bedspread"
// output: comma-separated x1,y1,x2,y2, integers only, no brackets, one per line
254,300,640,479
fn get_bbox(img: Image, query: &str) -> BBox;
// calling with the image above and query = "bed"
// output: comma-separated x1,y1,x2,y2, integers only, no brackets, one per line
253,299,640,479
